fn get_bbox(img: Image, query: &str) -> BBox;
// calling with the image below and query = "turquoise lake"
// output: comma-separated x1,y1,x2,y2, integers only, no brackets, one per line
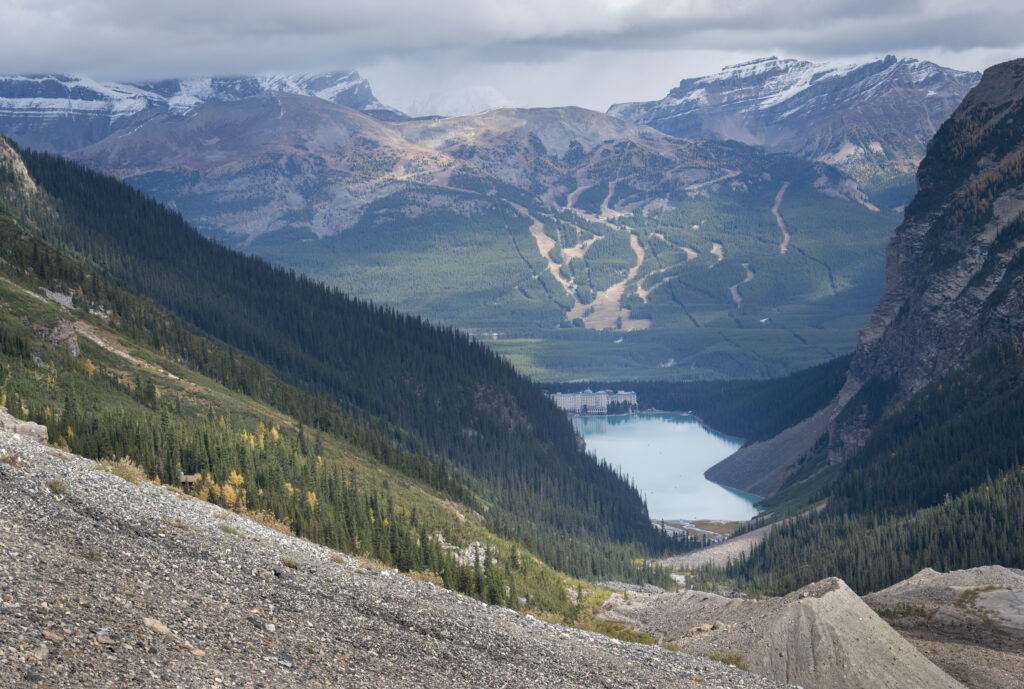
572,412,760,521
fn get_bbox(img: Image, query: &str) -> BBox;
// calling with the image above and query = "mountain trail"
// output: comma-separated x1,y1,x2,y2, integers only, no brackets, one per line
599,181,626,219
684,169,742,191
729,263,755,307
509,202,575,294
772,182,791,254
566,183,590,210
567,231,649,330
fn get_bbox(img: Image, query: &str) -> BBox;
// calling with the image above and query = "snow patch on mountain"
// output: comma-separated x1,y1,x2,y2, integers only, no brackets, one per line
0,74,154,119
610,56,977,123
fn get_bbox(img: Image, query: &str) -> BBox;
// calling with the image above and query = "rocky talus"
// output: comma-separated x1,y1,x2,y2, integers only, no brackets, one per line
0,426,792,689
599,578,964,689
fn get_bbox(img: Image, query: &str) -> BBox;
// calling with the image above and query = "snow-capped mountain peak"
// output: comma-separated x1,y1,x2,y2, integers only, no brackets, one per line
0,71,403,152
608,55,980,189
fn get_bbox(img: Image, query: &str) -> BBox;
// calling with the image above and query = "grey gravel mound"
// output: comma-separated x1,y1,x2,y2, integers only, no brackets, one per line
865,566,1024,689
869,565,1024,601
0,428,793,689
599,577,963,689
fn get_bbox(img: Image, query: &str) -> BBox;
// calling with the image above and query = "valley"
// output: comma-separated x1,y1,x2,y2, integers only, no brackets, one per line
0,35,1021,689
0,72,919,381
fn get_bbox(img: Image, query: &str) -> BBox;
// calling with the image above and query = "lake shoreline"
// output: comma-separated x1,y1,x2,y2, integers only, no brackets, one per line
574,412,759,522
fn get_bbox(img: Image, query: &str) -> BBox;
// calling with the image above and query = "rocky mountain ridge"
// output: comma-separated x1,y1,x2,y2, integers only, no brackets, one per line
609,55,980,195
828,57,1024,462
0,71,401,153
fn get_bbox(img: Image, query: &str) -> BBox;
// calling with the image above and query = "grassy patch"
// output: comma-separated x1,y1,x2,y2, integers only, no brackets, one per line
706,651,748,671
688,520,743,536
217,523,242,536
280,557,300,569
545,589,656,645
873,602,934,621
407,569,445,586
168,518,194,532
956,584,1011,623
45,478,67,494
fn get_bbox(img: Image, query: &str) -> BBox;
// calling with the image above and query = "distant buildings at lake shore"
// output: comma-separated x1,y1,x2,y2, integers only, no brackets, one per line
547,389,637,414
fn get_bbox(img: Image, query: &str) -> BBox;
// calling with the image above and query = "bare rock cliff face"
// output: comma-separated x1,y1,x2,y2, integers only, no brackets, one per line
829,58,1024,462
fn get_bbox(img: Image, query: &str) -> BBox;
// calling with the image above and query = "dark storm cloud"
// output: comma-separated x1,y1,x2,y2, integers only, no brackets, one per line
2,0,1021,113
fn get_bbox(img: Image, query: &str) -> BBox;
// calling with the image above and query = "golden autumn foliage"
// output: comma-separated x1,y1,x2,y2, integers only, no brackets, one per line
222,483,237,509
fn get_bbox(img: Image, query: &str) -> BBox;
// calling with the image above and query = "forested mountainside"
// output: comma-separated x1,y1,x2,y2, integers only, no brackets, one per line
609,55,979,205
0,79,900,381
691,59,1024,596
0,136,683,588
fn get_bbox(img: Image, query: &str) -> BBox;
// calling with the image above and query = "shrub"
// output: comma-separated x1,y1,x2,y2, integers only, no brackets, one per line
707,651,748,671
46,478,67,494
281,557,300,569
96,456,146,484
245,509,293,535
218,523,242,536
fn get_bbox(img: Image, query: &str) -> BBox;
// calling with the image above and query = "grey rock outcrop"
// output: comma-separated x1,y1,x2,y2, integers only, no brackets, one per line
0,403,47,442
864,566,1024,689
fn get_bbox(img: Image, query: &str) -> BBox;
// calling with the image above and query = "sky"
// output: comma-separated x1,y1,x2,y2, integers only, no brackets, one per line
3,0,1023,116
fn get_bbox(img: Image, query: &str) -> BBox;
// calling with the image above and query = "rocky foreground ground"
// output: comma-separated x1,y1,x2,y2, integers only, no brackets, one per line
599,577,966,689
0,428,794,689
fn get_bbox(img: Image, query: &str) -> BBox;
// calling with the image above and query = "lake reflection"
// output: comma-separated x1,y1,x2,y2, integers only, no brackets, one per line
573,413,760,521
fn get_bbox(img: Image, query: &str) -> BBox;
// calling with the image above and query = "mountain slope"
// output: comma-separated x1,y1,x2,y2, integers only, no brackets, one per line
0,430,789,689
0,194,650,612
0,135,678,583
610,56,980,201
828,57,1024,463
55,97,899,381
0,71,402,153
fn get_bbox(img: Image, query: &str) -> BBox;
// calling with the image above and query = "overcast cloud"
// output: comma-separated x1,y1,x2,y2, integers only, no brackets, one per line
2,0,1022,115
